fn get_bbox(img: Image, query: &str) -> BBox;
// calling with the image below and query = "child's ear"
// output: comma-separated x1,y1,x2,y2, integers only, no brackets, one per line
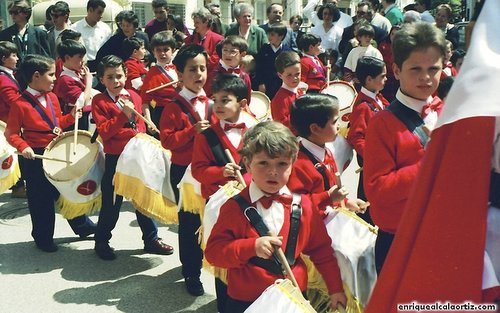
277,71,284,80
33,71,41,79
392,63,401,80
242,156,251,173
239,98,248,109
309,122,321,135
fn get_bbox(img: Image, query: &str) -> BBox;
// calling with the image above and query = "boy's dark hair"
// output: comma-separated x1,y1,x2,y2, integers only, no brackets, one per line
60,29,82,42
0,41,18,64
437,76,454,99
266,23,287,38
392,22,446,69
51,1,70,17
143,49,154,67
122,37,144,59
290,93,339,138
212,74,247,101
222,35,248,53
275,51,300,73
356,56,385,86
120,10,139,29
172,44,208,73
87,0,106,11
239,121,299,163
150,31,177,50
19,54,54,84
97,55,126,78
317,3,340,22
152,0,168,9
297,33,321,53
57,40,86,59
45,5,55,21
357,24,375,38
450,49,466,67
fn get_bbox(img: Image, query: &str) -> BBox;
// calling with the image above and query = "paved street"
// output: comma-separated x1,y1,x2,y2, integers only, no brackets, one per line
0,157,359,313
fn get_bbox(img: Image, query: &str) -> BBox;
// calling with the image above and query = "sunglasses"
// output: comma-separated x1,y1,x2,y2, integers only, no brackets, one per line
9,9,22,15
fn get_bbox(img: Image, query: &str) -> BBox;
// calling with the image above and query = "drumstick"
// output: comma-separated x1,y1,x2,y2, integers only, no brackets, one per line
335,172,346,209
117,99,160,133
145,80,178,94
15,151,72,164
268,231,299,288
192,110,202,122
355,167,363,174
73,112,79,155
224,149,246,187
326,59,331,87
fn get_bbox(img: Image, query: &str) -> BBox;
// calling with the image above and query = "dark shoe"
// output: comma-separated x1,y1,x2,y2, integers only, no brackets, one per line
144,238,174,255
95,242,116,260
36,242,58,253
11,186,27,198
78,223,97,238
185,277,204,296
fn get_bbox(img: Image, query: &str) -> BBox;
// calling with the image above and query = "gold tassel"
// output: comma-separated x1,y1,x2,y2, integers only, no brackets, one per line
180,183,205,214
56,194,101,219
0,163,20,194
114,172,179,224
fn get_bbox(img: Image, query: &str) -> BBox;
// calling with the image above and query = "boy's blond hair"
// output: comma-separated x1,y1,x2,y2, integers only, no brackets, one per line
240,121,299,163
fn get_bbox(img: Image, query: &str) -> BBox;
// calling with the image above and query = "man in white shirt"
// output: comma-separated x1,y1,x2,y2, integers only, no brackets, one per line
71,0,111,72
415,0,435,23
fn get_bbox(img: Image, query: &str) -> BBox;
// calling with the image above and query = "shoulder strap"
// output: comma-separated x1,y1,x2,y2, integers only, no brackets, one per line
172,97,197,125
387,100,429,147
285,194,301,266
21,93,60,134
202,127,230,166
0,69,20,89
299,145,331,190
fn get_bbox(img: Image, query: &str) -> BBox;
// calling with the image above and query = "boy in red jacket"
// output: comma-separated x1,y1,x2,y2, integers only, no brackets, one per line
123,37,148,92
363,22,447,273
298,33,326,93
206,121,347,312
288,93,366,216
5,54,95,252
347,56,389,224
92,55,173,261
159,44,218,296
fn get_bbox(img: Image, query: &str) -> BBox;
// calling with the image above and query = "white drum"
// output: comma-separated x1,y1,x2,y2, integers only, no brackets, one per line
321,81,357,136
0,121,20,194
323,208,378,307
249,91,271,122
326,136,354,174
43,130,104,219
114,133,178,224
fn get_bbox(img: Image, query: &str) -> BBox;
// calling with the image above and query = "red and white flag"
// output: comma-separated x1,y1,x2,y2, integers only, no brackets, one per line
365,0,500,311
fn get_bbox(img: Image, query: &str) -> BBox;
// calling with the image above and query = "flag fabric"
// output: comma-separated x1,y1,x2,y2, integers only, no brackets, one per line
365,0,500,311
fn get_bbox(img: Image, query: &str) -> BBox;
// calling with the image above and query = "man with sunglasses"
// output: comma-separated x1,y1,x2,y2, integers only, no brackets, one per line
0,0,51,63
47,1,71,59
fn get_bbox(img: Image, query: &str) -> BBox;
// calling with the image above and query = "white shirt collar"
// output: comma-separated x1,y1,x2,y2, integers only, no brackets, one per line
179,87,206,102
249,180,291,204
303,53,316,60
301,137,326,162
361,87,379,102
61,66,80,78
26,86,44,98
0,65,14,76
271,43,282,53
106,88,130,101
280,82,298,93
396,89,433,115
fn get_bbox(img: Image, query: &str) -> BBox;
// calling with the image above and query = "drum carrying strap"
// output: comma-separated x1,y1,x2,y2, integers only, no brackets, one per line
387,100,429,147
172,98,213,125
299,145,331,190
232,193,302,275
202,128,230,166
0,69,20,89
22,93,61,135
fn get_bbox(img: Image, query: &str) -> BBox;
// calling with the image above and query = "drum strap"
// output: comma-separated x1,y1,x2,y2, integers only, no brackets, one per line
299,145,331,190
22,93,61,135
202,127,230,166
387,100,429,147
232,193,302,275
490,171,500,209
0,69,20,89
172,98,213,125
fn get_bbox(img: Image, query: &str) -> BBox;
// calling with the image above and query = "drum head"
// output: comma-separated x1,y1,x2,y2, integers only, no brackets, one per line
249,91,270,121
0,121,8,155
321,81,357,111
43,131,99,181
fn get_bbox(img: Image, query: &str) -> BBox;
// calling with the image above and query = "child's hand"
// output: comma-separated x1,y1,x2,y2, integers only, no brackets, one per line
194,119,210,133
70,107,83,119
121,99,134,117
346,198,368,213
21,147,35,159
328,185,348,203
329,292,347,311
255,236,282,259
223,162,241,178
81,65,92,82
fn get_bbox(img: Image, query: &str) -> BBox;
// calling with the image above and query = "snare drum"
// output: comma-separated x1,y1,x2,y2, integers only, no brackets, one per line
0,121,20,193
321,81,357,136
114,133,178,224
249,91,271,122
43,130,104,219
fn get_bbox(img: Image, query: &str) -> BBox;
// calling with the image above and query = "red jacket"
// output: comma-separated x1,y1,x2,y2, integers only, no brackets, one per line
205,187,343,302
185,30,224,72
288,145,342,215
6,91,74,151
159,94,218,166
0,72,20,122
270,87,297,132
54,70,86,114
140,65,177,108
347,91,389,158
124,58,148,91
300,56,326,92
205,63,252,103
364,109,425,233
91,89,146,155
191,122,245,198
